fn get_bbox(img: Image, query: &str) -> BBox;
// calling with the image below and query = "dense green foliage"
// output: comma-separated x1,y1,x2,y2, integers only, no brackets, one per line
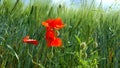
0,0,120,68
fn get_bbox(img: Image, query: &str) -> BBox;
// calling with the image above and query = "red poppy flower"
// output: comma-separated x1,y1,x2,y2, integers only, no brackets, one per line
42,18,64,47
45,29,62,47
42,18,64,30
23,36,38,46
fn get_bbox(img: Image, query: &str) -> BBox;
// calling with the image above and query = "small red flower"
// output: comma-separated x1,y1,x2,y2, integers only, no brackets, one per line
23,36,38,46
42,18,64,47
45,29,62,47
42,18,64,30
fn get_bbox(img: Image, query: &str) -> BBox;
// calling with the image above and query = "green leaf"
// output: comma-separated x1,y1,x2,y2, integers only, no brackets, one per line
75,35,81,44
6,44,19,62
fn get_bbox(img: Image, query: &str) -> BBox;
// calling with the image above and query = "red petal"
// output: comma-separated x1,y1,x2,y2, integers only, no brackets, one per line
25,39,38,46
23,36,29,42
42,18,65,29
23,36,38,46
42,22,49,27
45,29,56,47
51,38,62,47
23,36,29,39
46,29,56,40
51,18,64,29
46,19,54,24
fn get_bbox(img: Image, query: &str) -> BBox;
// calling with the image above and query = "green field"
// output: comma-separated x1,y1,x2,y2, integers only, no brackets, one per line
0,0,120,68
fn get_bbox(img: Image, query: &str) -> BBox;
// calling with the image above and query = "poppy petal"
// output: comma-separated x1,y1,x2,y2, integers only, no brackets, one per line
23,36,38,46
51,38,62,47
23,36,29,40
24,39,38,46
52,18,64,29
42,22,49,27
46,19,54,24
42,18,64,29
46,29,56,40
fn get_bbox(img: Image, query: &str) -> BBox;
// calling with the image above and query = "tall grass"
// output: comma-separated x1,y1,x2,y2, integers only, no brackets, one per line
0,0,120,68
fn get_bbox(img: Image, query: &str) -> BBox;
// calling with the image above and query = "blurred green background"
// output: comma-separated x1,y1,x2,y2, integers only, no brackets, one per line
0,0,120,68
